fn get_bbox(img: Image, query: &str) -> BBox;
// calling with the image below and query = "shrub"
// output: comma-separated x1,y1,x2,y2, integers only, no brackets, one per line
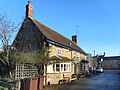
0,86,8,90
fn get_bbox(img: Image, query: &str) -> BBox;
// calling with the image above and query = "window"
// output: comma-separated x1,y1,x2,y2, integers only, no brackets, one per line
61,64,63,71
56,64,60,71
53,63,71,73
76,53,80,58
57,48,62,55
64,64,66,71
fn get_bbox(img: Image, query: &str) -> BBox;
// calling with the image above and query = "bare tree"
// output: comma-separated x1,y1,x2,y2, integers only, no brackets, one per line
0,13,21,78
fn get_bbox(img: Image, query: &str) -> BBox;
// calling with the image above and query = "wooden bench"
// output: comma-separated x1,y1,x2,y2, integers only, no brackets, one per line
58,77,70,84
58,79,66,84
69,77,77,82
70,73,85,81
58,73,86,84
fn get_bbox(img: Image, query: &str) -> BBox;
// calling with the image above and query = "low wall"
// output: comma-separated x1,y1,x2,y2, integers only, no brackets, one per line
47,73,72,84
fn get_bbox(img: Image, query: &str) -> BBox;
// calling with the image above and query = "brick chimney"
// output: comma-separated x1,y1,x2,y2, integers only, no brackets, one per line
72,35,77,43
26,1,33,18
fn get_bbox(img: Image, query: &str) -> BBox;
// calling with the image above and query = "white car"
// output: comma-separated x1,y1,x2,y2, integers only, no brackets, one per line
97,67,104,73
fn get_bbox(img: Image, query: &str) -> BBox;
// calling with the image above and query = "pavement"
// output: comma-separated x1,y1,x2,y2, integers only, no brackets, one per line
57,70,120,90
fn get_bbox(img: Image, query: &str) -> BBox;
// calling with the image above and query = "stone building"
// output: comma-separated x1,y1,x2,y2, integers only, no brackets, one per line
12,1,87,84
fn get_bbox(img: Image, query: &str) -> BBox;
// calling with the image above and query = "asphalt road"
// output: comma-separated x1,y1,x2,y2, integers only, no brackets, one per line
57,70,120,90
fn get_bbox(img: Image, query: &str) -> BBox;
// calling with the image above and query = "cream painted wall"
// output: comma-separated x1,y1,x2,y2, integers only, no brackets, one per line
49,44,86,60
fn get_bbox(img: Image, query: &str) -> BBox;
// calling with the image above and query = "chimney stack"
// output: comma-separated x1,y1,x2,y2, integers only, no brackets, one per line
72,35,77,43
26,1,33,18
104,52,105,56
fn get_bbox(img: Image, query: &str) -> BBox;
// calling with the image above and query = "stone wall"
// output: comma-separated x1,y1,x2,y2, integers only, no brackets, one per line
103,60,120,70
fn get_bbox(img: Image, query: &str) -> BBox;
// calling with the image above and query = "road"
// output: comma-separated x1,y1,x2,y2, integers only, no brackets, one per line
57,70,120,90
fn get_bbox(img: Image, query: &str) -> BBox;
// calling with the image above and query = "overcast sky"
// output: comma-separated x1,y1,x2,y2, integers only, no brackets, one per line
0,0,120,56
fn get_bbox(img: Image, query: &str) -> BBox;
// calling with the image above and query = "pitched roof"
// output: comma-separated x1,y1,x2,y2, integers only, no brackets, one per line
28,17,86,55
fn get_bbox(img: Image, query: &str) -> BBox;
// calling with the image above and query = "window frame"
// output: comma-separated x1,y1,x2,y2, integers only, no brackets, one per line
53,63,71,73
57,48,62,56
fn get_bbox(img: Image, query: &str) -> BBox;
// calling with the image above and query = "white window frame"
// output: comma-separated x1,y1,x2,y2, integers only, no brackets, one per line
53,63,71,73
55,64,60,72
57,48,62,56
76,52,80,58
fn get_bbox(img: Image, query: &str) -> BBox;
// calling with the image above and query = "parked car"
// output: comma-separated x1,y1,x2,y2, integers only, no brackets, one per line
97,67,104,73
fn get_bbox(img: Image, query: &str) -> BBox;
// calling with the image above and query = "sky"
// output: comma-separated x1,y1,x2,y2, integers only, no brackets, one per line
0,0,120,56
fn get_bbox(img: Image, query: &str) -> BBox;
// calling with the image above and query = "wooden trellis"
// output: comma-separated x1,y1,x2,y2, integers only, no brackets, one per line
15,63,38,80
